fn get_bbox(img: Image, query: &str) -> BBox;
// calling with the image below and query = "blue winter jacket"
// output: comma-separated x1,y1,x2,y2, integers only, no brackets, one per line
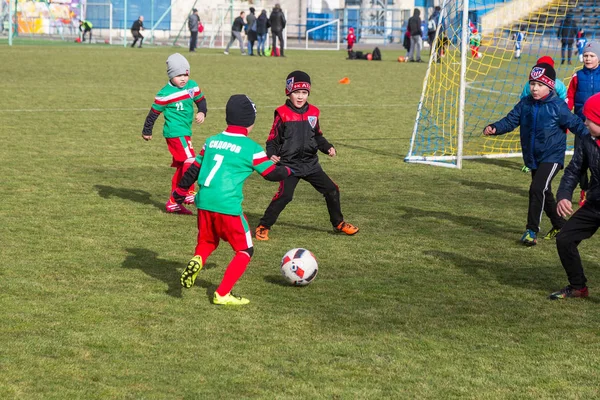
574,67,600,119
490,91,588,169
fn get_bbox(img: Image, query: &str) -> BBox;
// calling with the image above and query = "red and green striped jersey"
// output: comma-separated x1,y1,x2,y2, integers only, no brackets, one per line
151,79,204,138
194,128,277,216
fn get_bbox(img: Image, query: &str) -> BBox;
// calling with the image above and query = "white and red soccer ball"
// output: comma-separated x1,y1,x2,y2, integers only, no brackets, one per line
280,248,318,286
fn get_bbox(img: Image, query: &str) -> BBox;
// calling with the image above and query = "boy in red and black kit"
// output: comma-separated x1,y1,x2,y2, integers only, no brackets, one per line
346,27,356,59
255,70,359,241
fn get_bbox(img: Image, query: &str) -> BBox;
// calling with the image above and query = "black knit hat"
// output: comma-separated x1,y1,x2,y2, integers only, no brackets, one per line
285,70,311,96
529,63,556,90
226,94,256,127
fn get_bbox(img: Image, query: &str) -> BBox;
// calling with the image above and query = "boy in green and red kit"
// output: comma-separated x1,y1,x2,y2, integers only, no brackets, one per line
173,95,292,305
142,53,207,215
254,70,359,241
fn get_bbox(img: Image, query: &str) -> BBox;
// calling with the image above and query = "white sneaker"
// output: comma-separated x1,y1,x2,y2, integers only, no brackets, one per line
223,51,229,55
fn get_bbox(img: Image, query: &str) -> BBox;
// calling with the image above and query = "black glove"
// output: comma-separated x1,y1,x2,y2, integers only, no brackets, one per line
172,187,187,204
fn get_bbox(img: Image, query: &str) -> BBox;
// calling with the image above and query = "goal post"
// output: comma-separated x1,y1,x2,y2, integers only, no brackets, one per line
405,0,580,168
305,19,340,51
82,2,113,44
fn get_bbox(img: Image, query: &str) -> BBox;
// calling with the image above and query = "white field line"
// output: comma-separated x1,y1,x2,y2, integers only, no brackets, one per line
0,104,404,113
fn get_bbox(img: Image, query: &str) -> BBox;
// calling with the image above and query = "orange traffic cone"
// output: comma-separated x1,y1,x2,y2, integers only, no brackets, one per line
339,77,350,84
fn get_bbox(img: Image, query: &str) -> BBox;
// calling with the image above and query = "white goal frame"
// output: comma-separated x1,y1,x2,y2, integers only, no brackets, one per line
305,19,340,51
82,2,113,45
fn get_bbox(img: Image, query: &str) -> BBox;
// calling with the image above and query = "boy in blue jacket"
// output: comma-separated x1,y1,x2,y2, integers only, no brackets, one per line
484,62,588,246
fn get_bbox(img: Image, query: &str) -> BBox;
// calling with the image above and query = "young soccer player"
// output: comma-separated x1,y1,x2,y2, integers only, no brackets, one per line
567,41,600,206
173,95,292,305
483,62,588,246
577,29,587,63
470,28,481,58
142,53,207,215
550,93,600,300
254,70,359,241
520,56,567,100
346,27,356,59
513,28,525,59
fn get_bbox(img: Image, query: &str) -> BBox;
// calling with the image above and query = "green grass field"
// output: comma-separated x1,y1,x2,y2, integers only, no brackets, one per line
1,42,599,399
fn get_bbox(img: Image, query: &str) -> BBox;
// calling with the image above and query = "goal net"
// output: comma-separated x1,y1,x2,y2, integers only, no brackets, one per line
405,0,580,168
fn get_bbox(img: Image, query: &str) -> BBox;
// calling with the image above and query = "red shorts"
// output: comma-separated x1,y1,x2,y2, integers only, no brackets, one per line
166,136,195,166
197,209,253,251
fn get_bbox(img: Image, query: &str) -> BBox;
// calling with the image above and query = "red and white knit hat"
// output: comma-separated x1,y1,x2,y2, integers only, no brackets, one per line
584,92,600,125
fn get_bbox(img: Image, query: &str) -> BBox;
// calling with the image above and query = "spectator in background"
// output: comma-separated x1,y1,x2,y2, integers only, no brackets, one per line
558,13,578,65
246,7,257,56
269,4,286,57
256,9,269,56
130,15,144,48
406,8,422,62
224,11,246,55
79,19,93,43
188,8,200,52
427,6,440,50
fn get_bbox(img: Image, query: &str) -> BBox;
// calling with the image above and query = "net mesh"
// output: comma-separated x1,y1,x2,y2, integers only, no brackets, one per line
406,0,581,166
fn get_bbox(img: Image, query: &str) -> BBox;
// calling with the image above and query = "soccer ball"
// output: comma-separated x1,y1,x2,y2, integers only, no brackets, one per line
366,53,373,61
476,52,483,59
280,248,318,286
398,56,408,62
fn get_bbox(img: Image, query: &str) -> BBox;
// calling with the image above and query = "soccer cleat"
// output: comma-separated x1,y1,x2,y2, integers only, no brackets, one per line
166,200,194,215
255,225,270,241
579,190,586,207
213,291,250,305
180,256,203,288
521,165,531,173
223,51,229,55
335,221,359,236
543,227,561,240
184,190,197,205
549,286,589,300
520,229,537,246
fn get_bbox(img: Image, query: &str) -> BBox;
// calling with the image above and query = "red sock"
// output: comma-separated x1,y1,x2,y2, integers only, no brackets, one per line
169,164,184,203
216,251,251,296
195,241,218,264
181,161,195,195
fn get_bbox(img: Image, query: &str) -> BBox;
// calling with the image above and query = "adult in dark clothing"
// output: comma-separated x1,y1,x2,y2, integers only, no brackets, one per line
256,9,269,56
427,6,440,49
551,93,600,300
269,4,286,57
558,14,578,65
407,8,422,62
224,11,246,55
188,8,200,52
130,15,144,48
245,7,257,56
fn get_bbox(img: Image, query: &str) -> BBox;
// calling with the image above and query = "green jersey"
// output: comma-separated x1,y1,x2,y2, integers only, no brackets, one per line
194,129,276,216
151,79,204,138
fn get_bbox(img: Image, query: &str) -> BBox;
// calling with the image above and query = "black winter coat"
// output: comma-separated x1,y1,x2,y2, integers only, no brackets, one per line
257,13,268,35
558,134,600,206
558,17,577,42
269,9,286,33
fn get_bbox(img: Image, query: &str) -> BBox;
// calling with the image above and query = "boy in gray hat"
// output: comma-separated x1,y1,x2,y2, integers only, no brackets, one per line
141,53,208,215
566,41,600,206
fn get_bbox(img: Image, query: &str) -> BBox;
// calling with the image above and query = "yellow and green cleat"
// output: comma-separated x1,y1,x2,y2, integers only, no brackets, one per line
213,292,250,305
180,255,203,288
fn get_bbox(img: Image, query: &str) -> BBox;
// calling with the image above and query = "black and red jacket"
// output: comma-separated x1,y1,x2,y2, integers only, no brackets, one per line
266,100,333,176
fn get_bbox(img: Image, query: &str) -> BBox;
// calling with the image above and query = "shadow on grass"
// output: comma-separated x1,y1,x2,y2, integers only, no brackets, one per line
424,249,600,303
95,185,163,211
264,274,290,287
455,179,529,198
334,140,403,158
122,248,217,300
469,158,523,171
397,205,517,239
245,212,332,235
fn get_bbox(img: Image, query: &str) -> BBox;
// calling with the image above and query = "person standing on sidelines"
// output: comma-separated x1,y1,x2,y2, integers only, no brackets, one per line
130,15,144,48
188,8,200,52
406,8,422,62
269,4,286,57
558,13,578,65
224,11,246,55
550,94,600,300
174,95,293,305
256,9,269,56
245,7,257,56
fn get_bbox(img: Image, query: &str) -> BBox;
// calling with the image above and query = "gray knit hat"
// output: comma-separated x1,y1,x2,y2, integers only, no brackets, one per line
583,41,600,58
166,53,190,79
